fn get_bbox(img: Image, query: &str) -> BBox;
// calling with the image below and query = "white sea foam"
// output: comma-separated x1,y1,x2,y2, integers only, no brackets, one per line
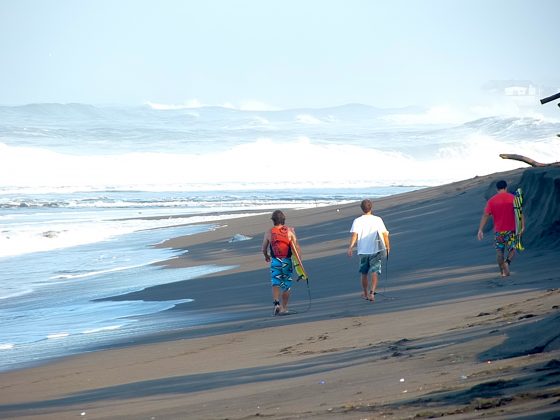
47,333,70,339
0,212,265,259
2,125,558,194
229,233,252,242
0,344,15,350
82,325,122,334
50,261,163,280
0,287,34,300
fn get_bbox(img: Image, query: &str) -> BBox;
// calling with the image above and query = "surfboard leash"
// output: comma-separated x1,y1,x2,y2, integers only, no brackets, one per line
374,251,397,300
297,274,312,313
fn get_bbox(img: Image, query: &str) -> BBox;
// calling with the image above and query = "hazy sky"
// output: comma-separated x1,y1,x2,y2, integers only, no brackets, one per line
1,0,559,109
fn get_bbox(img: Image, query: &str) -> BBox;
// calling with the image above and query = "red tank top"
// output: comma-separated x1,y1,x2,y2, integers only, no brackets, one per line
270,225,292,258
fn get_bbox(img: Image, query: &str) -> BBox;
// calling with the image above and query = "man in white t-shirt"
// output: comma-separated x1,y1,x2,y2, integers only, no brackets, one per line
347,199,390,302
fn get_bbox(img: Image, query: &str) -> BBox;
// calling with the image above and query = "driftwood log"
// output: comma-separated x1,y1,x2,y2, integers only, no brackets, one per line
499,94,560,167
540,92,560,105
500,154,560,167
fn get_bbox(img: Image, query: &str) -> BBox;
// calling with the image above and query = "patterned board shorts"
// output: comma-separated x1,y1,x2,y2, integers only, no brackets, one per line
358,252,384,275
495,231,516,252
270,257,293,291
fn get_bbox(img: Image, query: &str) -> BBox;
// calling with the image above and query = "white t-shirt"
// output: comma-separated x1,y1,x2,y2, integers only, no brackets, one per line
350,214,388,255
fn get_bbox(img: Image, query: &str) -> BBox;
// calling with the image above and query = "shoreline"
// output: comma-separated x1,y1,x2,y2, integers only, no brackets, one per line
1,167,559,419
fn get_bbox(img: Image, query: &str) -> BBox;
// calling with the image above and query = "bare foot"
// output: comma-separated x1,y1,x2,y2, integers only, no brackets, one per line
501,263,510,277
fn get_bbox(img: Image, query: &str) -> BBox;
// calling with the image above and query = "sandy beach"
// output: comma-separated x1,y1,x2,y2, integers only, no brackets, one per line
1,166,559,420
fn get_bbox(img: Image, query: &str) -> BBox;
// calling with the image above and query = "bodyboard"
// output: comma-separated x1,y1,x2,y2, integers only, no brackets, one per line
514,188,524,251
290,242,309,282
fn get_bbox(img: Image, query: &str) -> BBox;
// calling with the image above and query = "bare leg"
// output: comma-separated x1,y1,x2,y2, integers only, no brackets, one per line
272,286,280,302
361,273,369,298
496,249,509,277
506,248,515,265
272,286,281,315
370,272,379,299
280,289,290,312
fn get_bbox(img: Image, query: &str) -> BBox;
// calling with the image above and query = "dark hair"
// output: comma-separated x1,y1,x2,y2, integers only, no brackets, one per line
496,180,507,190
360,199,373,213
271,210,286,225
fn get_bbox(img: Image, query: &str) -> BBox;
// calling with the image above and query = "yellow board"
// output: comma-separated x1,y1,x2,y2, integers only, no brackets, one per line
290,242,309,282
514,188,524,251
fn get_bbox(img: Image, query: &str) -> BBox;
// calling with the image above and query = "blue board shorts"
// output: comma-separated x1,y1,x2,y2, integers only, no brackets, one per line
270,257,293,291
358,252,384,275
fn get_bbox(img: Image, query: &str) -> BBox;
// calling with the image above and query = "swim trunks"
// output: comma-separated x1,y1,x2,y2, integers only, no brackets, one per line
494,231,516,252
270,257,293,291
358,252,384,275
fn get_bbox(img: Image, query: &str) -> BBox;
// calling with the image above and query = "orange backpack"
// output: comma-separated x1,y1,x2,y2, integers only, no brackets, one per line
270,226,292,258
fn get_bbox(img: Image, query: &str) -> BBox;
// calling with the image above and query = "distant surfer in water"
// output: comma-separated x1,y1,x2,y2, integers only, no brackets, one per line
347,199,390,302
262,210,299,315
477,180,524,277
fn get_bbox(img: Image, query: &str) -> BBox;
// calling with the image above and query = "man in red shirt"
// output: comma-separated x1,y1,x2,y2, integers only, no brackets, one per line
477,180,524,277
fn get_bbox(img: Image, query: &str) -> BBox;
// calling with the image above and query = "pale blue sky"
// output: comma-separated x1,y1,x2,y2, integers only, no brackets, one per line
1,0,558,109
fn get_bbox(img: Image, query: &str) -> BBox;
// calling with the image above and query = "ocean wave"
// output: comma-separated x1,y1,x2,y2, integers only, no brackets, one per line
50,261,164,280
47,332,70,339
0,194,355,210
0,211,270,259
0,287,34,300
380,103,560,127
1,103,559,193
0,136,524,191
463,116,560,140
2,101,556,127
82,325,123,334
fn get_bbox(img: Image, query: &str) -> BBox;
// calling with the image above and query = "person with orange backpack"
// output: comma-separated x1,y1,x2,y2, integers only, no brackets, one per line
262,210,300,316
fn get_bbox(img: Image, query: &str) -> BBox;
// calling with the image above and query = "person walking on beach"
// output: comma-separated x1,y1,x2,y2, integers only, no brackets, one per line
262,210,299,316
347,199,390,302
477,180,524,277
